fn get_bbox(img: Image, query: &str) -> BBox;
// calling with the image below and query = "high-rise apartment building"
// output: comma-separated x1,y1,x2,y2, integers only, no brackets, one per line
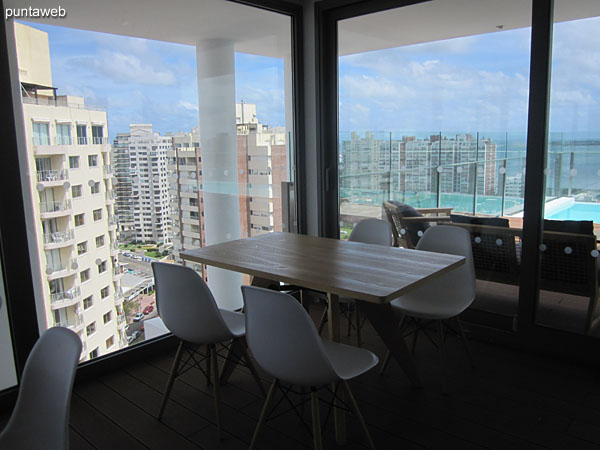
169,105,288,267
341,132,498,197
112,132,135,241
113,124,172,244
16,23,127,360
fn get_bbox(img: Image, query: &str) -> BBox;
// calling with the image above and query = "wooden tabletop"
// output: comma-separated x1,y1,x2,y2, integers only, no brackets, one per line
181,232,465,304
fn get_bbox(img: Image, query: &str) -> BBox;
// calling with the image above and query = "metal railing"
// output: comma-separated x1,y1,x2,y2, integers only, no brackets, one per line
339,131,600,218
37,169,68,182
40,200,72,214
43,229,75,244
22,96,105,111
55,312,84,330
50,286,81,305
103,165,113,175
46,258,77,274
92,137,109,145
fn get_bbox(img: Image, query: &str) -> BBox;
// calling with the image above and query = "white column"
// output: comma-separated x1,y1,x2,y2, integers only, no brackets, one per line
196,39,242,311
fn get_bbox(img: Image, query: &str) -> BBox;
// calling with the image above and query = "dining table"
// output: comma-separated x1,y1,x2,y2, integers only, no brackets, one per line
181,231,465,443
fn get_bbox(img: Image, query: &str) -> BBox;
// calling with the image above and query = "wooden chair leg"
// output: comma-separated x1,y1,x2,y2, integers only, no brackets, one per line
317,305,328,335
239,339,267,396
205,344,212,387
437,321,448,395
455,317,475,369
158,340,184,419
210,345,223,440
355,306,362,347
347,310,353,337
310,388,323,450
379,349,391,376
342,380,376,450
249,379,278,450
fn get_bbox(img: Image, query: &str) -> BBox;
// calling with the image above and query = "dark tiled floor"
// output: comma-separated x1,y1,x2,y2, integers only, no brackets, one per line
29,304,600,449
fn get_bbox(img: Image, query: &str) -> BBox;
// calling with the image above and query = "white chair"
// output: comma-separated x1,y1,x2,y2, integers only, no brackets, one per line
0,327,81,450
242,285,378,450
152,262,265,440
379,225,476,393
317,218,393,346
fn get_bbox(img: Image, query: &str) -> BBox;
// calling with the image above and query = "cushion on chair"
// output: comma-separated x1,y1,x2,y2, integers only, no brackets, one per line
450,214,509,227
388,201,429,246
543,219,594,235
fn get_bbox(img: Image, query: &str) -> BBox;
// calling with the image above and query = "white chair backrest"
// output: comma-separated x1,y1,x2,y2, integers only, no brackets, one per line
349,218,393,246
242,286,339,387
415,225,476,313
0,327,81,450
152,262,233,343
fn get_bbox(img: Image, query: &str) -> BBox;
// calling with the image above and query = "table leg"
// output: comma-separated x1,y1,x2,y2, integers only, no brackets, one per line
358,301,423,388
327,293,346,444
249,276,278,289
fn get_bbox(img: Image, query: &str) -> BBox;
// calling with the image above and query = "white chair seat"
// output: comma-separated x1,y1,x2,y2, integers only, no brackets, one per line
390,279,471,320
220,309,245,338
322,340,378,380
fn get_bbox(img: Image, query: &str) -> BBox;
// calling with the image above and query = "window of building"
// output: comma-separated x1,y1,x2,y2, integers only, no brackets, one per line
86,321,96,336
93,208,102,221
56,123,71,145
80,269,90,283
77,241,87,255
105,336,114,349
71,185,82,198
92,125,104,144
100,286,109,299
32,122,50,145
76,124,87,144
97,260,106,273
83,295,93,310
69,156,80,169
90,181,100,194
103,311,112,324
95,235,105,247
88,154,98,167
89,348,98,359
74,213,85,227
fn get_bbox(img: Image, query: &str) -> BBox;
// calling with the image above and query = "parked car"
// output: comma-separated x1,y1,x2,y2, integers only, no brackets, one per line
133,312,144,322
142,305,154,315
127,330,141,344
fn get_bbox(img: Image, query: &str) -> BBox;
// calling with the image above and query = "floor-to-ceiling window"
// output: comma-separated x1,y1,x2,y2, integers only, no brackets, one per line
1,0,301,378
534,2,600,335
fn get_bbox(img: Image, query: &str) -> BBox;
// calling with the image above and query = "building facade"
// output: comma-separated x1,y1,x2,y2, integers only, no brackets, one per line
169,105,288,267
114,124,172,244
16,23,127,361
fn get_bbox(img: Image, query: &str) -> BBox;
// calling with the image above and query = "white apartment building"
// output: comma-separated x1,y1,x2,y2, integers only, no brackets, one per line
16,23,127,360
120,124,172,244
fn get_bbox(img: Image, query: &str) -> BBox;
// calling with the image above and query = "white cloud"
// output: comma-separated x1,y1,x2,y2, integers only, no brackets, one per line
67,50,177,86
178,100,199,112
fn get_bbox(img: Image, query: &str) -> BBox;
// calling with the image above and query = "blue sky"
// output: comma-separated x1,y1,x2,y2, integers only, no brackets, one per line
22,16,600,139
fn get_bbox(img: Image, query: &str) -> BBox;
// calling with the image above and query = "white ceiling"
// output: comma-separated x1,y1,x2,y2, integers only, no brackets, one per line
5,0,292,57
6,0,600,57
339,0,600,56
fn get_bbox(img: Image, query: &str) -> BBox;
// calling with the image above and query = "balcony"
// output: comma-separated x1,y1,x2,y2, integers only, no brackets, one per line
50,286,81,309
103,165,113,177
39,200,72,218
113,267,122,277
43,229,75,249
92,137,109,145
108,215,118,229
54,312,84,332
106,190,116,203
46,258,78,280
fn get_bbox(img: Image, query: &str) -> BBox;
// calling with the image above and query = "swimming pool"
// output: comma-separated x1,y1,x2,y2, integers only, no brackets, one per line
545,202,600,222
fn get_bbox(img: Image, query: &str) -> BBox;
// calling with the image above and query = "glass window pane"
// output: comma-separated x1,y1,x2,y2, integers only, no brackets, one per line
338,0,531,330
536,4,600,335
11,2,295,361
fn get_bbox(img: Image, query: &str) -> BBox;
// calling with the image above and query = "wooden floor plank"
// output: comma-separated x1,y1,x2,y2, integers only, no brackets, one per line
56,303,600,450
